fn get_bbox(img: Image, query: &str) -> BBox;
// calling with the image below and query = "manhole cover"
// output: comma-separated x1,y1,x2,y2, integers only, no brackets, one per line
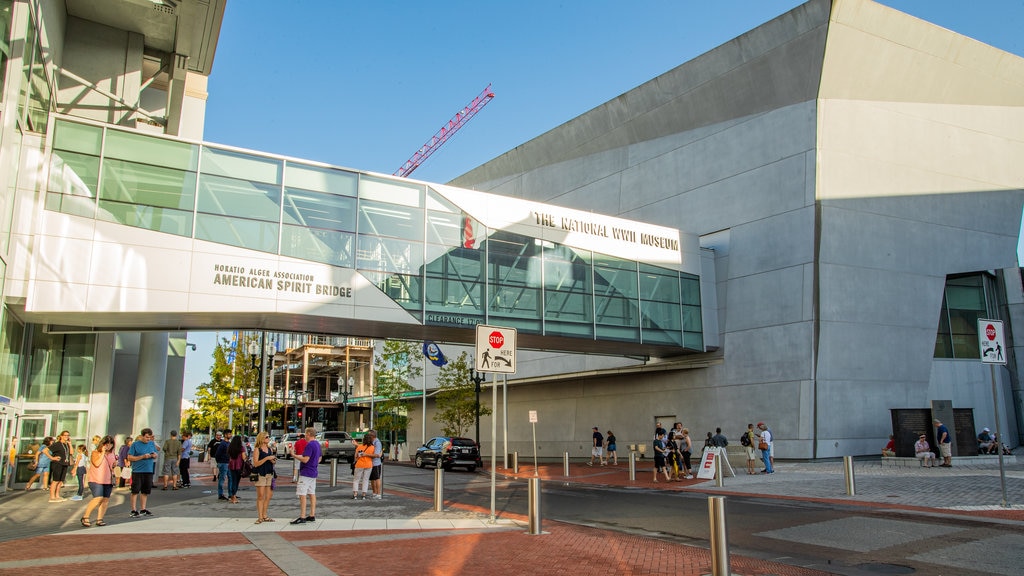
854,563,915,574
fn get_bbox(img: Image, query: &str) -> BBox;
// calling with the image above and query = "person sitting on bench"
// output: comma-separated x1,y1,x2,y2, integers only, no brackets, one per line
914,434,936,468
977,428,997,455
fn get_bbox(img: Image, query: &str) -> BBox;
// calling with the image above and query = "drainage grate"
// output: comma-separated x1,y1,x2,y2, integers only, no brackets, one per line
854,563,915,574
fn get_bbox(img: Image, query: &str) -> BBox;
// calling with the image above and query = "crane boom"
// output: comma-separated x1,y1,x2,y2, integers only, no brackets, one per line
394,84,495,178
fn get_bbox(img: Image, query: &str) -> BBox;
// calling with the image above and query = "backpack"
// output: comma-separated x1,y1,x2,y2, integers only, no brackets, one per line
740,432,751,447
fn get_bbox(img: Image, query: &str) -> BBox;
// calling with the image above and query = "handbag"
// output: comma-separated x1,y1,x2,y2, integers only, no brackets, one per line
758,441,769,451
120,465,133,479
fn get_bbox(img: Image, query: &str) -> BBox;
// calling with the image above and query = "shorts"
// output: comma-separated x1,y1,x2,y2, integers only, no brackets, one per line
939,443,952,458
161,459,177,476
370,464,381,481
35,463,50,474
254,473,273,487
654,455,666,470
50,464,69,483
916,452,935,460
296,475,317,496
592,447,603,457
89,482,113,498
607,444,616,452
130,472,154,495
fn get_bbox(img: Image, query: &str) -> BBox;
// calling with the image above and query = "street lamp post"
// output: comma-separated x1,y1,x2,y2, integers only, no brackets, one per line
470,368,485,446
249,334,275,435
340,376,354,431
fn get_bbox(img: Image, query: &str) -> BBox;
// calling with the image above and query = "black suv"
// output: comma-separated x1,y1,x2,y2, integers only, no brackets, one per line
318,431,357,463
415,437,481,472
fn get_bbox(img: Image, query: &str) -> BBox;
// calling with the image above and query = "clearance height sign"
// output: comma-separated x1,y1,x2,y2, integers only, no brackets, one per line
475,325,516,374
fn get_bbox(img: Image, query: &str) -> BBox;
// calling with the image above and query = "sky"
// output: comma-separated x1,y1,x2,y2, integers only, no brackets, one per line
182,0,1024,399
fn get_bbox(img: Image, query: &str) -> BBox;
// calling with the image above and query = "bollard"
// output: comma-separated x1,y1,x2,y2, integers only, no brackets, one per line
512,451,519,474
563,452,570,476
433,467,444,511
528,477,543,535
329,458,338,487
292,458,299,483
715,451,724,487
628,451,636,481
843,455,856,496
708,496,731,576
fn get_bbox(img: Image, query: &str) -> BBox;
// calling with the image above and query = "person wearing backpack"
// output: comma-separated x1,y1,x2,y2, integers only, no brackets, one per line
741,423,757,475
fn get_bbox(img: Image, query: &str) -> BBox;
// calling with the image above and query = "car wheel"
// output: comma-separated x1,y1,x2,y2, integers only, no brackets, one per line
415,455,425,468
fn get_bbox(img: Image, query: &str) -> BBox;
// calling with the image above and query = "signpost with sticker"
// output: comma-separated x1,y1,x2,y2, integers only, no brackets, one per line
978,319,1009,507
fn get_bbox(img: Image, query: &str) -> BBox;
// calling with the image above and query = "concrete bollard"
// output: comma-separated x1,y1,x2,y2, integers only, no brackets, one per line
563,452,570,476
628,451,637,481
528,477,543,535
292,458,299,483
843,455,856,496
512,451,519,474
433,467,444,512
708,496,731,576
329,458,338,487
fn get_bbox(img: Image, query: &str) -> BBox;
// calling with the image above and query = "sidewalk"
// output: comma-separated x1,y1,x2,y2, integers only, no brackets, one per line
1,454,1022,575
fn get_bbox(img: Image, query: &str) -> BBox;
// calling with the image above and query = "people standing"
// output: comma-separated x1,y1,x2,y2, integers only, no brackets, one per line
589,427,605,466
933,419,952,467
160,430,183,490
25,436,53,491
5,437,16,489
679,428,693,479
252,432,277,523
71,444,88,501
206,430,223,485
226,435,245,504
179,431,193,488
652,431,671,483
213,431,231,501
82,435,116,527
126,428,159,517
48,430,72,502
757,422,774,474
711,427,729,449
605,431,618,465
352,435,375,500
368,430,383,499
290,427,320,524
116,434,132,488
742,423,757,475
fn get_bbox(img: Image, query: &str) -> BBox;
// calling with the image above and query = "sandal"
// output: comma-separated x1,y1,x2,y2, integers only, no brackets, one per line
96,520,106,526
80,518,91,527
262,517,274,522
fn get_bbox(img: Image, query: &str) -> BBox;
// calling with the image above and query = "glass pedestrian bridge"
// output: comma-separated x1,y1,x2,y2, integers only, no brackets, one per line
37,116,704,357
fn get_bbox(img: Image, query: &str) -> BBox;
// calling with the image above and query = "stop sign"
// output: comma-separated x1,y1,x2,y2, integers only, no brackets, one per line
986,324,996,340
489,331,504,348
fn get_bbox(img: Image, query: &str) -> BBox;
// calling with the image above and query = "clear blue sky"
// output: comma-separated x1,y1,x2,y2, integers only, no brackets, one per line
183,0,1024,399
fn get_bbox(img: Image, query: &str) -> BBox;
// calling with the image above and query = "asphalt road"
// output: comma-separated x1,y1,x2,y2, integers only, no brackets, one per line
385,464,1024,576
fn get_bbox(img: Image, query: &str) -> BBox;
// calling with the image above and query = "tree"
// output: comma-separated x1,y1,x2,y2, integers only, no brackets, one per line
433,351,491,437
373,340,422,446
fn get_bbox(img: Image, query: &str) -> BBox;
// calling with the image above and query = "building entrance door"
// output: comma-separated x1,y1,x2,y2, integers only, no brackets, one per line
11,414,51,489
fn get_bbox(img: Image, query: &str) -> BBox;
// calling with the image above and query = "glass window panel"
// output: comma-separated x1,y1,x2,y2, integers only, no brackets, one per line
53,120,101,155
100,158,196,209
26,27,50,133
427,211,463,247
682,305,702,332
359,271,422,313
595,295,639,327
201,147,281,184
424,247,484,283
640,268,680,303
680,276,700,305
284,162,357,196
46,191,96,218
48,150,98,197
0,305,25,401
683,331,703,350
545,290,592,323
197,173,281,221
545,319,594,339
97,201,193,236
356,235,422,273
594,255,638,299
946,285,985,310
544,245,591,292
17,12,33,127
0,1,11,98
358,199,423,240
489,284,541,319
595,323,639,343
426,186,460,213
281,224,354,268
487,233,541,288
425,278,483,315
27,332,93,403
282,188,355,231
359,175,423,207
105,129,197,171
195,213,280,254
642,301,682,346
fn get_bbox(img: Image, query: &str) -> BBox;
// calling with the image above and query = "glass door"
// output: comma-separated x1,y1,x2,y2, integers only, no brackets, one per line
11,414,50,488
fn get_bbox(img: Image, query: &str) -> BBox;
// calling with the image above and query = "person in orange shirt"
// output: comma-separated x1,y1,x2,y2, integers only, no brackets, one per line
352,436,376,500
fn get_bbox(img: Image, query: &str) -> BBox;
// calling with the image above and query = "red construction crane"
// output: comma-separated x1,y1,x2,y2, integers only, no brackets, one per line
394,83,495,178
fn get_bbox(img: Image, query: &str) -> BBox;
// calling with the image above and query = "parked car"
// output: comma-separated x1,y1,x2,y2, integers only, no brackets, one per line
276,433,301,459
415,436,481,472
317,431,357,463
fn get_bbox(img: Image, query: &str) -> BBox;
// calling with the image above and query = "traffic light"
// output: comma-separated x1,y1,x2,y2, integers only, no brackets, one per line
297,410,302,420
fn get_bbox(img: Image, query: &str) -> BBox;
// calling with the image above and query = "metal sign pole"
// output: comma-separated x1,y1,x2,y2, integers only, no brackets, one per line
490,373,497,523
991,364,1008,508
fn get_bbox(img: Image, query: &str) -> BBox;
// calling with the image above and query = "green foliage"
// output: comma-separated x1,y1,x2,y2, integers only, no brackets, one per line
373,340,422,435
433,351,491,437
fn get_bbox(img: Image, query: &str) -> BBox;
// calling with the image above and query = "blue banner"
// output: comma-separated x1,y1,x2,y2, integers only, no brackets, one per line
422,341,447,367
